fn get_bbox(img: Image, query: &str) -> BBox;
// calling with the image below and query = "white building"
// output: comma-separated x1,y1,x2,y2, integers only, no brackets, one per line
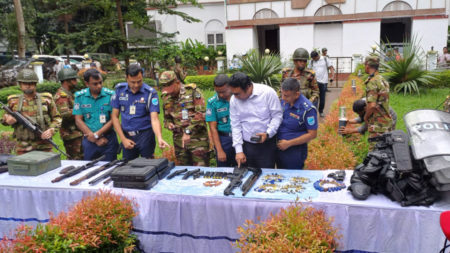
148,0,449,63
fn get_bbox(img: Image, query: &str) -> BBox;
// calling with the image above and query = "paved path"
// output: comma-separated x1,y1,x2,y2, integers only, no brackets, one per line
319,87,342,123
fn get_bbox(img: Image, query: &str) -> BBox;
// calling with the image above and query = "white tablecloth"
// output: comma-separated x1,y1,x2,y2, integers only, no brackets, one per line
1,161,449,253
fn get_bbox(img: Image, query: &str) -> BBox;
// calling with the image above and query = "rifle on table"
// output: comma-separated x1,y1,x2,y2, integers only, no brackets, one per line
88,160,127,186
224,166,248,196
51,155,105,183
241,167,262,196
60,165,76,174
70,159,126,186
167,168,188,179
0,101,70,158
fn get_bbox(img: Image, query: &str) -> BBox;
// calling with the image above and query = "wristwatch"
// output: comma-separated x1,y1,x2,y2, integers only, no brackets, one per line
93,133,99,139
185,129,191,135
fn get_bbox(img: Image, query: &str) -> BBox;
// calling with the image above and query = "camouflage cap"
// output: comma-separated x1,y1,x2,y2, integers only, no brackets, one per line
159,71,177,86
365,56,380,66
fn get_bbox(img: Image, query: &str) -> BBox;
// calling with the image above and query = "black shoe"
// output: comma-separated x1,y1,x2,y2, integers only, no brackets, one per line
326,89,331,92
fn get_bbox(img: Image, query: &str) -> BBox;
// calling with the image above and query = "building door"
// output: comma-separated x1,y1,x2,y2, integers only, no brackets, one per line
380,18,411,48
257,25,279,54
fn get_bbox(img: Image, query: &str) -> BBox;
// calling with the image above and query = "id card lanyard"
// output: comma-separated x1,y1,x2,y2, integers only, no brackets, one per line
100,106,106,124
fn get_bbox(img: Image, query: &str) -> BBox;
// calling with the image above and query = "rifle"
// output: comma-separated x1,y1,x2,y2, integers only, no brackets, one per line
60,165,76,174
224,166,248,196
182,168,201,180
88,160,127,185
70,159,125,186
51,155,105,183
241,167,261,196
167,168,187,179
0,101,70,158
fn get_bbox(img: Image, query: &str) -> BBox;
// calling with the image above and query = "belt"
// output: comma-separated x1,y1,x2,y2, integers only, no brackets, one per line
126,128,150,137
218,131,232,137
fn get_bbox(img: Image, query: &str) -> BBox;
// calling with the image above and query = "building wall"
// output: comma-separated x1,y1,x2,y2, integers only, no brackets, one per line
226,27,257,59
147,3,226,46
279,24,314,60
342,21,381,56
412,18,448,52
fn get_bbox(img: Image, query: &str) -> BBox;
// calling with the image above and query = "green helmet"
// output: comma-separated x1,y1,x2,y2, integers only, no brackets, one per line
58,68,78,82
292,48,309,61
16,69,39,83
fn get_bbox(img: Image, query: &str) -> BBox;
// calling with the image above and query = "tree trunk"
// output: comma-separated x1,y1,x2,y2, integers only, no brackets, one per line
65,18,70,61
13,0,26,59
116,0,129,66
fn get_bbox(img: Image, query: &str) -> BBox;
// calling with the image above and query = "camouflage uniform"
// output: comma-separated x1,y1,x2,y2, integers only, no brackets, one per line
54,87,83,159
3,93,61,154
281,68,319,103
443,95,450,113
160,71,210,166
364,73,393,140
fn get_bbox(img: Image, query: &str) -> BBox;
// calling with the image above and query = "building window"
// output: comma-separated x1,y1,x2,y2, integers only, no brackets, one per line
254,9,278,19
207,33,224,48
314,5,342,16
382,1,412,12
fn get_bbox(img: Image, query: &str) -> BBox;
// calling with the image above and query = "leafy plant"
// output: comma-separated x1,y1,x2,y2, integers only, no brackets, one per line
379,36,438,95
0,190,138,252
240,50,282,87
234,202,340,252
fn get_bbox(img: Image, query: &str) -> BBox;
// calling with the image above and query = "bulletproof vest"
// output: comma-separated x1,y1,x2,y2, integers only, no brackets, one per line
348,130,438,206
290,70,312,99
14,94,49,141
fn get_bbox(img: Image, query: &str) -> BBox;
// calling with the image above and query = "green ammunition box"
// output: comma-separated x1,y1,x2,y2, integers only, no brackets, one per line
7,151,61,176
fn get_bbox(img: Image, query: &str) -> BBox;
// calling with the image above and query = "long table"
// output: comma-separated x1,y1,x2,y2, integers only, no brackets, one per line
0,161,449,253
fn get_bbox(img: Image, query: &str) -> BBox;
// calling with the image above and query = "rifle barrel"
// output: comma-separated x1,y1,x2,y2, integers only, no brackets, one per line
70,160,121,186
51,155,105,183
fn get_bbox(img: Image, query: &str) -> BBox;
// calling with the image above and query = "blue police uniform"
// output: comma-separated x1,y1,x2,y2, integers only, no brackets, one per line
206,94,236,167
276,94,318,169
73,87,119,161
111,82,160,160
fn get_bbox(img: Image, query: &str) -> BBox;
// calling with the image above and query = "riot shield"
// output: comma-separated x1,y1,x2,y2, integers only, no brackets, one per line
404,109,450,159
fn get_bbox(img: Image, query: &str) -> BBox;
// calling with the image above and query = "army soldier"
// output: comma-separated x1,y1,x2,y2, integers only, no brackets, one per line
55,68,83,159
1,69,61,154
111,64,168,160
443,95,450,113
73,69,119,161
276,78,318,170
363,56,393,148
174,56,186,84
206,74,236,167
281,48,319,106
160,71,210,166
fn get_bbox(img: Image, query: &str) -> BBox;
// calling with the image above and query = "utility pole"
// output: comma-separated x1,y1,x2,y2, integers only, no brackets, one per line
13,0,26,58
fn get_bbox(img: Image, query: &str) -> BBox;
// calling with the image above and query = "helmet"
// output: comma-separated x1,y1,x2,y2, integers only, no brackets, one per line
292,48,309,61
16,69,39,83
58,68,78,81
159,71,177,86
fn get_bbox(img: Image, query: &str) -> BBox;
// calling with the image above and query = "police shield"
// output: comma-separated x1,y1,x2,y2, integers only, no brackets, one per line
404,109,450,159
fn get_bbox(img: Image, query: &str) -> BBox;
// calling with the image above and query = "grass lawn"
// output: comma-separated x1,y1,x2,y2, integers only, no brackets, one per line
390,88,450,132
0,89,217,159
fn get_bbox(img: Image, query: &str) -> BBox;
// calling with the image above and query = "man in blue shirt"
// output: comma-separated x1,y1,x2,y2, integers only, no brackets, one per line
111,64,168,160
206,74,236,167
73,69,119,161
276,77,318,169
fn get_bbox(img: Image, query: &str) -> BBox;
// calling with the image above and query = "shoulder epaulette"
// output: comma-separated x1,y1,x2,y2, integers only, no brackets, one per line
102,87,114,95
305,69,315,75
74,88,87,97
40,92,53,99
7,94,19,101
207,95,217,103
115,82,127,90
185,83,197,89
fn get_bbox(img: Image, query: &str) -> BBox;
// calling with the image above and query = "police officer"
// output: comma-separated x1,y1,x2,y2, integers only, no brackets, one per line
206,74,236,167
55,68,83,159
276,78,318,170
73,69,119,161
281,48,319,106
363,56,393,147
160,71,210,166
111,64,168,160
1,69,61,154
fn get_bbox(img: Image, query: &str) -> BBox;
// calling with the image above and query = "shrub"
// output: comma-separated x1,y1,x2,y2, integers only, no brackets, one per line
431,70,450,88
184,75,217,90
241,50,282,88
0,190,138,252
0,86,21,103
235,202,340,252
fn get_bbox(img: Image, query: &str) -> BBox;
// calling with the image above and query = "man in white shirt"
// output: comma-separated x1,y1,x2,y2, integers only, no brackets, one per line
311,50,335,117
229,72,283,168
439,47,450,67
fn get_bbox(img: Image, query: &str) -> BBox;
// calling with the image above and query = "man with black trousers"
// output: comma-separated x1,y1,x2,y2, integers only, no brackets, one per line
229,72,282,168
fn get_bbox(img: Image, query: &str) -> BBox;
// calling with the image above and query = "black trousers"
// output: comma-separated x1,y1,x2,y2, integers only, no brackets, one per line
317,82,327,114
243,137,276,169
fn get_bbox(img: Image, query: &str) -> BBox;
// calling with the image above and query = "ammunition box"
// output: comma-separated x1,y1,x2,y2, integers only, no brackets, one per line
113,174,159,190
111,165,157,182
7,151,61,176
